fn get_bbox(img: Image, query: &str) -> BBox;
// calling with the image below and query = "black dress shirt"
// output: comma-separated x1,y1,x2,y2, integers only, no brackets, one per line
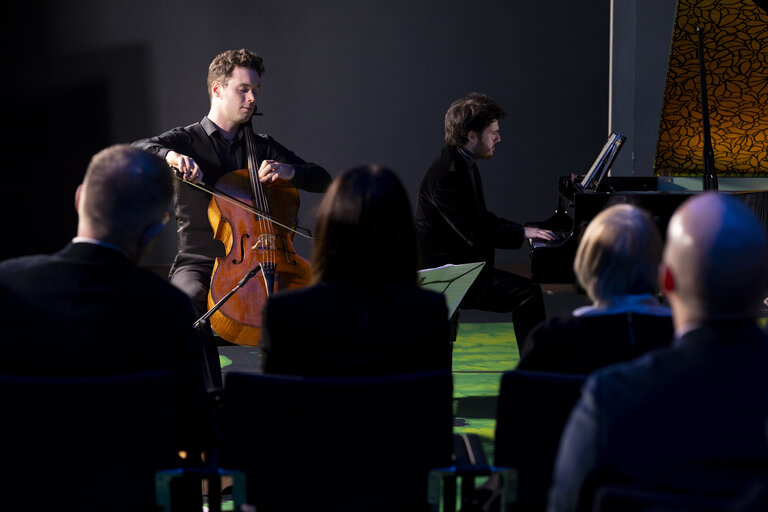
133,117,332,260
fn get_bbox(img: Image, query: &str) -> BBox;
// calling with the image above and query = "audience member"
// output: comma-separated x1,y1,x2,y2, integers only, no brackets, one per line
261,165,452,376
517,203,673,374
547,193,768,512
0,144,213,457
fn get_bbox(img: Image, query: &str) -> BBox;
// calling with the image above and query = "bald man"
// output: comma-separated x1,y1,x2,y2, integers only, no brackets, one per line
0,144,212,457
547,193,768,512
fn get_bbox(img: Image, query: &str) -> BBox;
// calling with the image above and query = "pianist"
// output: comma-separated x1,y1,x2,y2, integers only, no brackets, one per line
517,203,673,374
414,92,555,345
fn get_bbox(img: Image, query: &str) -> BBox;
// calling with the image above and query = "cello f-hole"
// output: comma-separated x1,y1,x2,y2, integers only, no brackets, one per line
233,234,250,264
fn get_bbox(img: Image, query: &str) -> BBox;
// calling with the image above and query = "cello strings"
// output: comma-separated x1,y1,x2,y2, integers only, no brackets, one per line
245,126,276,271
170,169,313,239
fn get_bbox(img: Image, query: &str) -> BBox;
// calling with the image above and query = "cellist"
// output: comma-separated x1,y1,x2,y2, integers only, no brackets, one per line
133,49,331,387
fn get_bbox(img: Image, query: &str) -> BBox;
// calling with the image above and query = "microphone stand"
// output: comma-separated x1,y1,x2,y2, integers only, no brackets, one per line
193,264,262,330
191,264,260,512
697,27,718,192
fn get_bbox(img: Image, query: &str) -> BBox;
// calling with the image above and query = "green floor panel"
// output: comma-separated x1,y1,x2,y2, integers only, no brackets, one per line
453,371,502,463
452,322,520,465
452,322,519,371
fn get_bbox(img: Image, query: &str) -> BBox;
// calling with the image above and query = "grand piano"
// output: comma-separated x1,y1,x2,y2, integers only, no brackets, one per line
528,0,768,284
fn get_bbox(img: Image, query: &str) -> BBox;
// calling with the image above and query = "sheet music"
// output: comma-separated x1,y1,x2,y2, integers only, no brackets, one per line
417,262,485,318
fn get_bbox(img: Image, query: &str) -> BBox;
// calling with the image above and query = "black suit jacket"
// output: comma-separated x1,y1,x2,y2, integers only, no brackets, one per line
414,145,524,302
517,312,674,374
261,280,452,376
548,321,768,511
0,242,212,453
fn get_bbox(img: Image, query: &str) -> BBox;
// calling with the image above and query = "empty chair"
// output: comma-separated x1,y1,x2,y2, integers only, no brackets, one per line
494,369,586,512
218,370,455,512
0,371,182,512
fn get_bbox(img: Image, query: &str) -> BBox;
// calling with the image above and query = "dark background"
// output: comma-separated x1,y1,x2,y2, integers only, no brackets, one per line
1,0,675,267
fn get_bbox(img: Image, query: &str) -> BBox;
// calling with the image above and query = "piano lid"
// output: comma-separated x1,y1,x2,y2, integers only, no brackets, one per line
654,0,768,178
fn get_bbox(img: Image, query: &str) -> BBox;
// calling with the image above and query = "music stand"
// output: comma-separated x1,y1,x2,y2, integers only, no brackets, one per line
579,132,626,192
418,262,485,319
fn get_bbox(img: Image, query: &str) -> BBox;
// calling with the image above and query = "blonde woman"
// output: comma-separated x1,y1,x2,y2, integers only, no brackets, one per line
517,203,673,374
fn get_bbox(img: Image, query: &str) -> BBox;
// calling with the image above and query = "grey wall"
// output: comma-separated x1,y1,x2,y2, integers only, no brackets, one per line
610,0,677,176
5,0,616,266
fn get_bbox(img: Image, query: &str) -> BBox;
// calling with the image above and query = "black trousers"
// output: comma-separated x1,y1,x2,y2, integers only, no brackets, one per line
169,258,224,390
461,268,546,350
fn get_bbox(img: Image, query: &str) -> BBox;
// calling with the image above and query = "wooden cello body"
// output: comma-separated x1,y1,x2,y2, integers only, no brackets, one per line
205,130,312,346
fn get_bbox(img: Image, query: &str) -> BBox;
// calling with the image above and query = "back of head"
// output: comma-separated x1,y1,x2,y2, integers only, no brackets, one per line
312,165,419,286
79,144,172,248
444,92,508,146
664,193,768,321
574,203,663,304
207,48,265,98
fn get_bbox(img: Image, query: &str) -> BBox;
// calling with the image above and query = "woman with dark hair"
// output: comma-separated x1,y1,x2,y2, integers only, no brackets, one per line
260,165,452,376
516,203,673,374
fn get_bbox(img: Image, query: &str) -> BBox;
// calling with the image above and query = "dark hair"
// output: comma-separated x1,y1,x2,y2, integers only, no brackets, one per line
444,92,508,146
311,165,419,285
207,49,265,98
82,144,172,238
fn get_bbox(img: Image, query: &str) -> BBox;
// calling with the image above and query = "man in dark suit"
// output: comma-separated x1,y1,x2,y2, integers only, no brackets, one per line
547,193,768,512
415,92,555,344
0,144,212,457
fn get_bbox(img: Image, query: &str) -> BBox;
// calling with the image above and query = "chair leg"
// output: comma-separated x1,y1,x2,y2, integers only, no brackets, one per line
461,475,476,510
428,469,457,512
445,476,457,512
155,468,203,512
206,470,222,512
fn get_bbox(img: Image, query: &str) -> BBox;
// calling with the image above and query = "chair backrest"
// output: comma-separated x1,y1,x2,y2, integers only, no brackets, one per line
0,371,179,512
593,484,740,512
494,369,586,512
218,370,455,512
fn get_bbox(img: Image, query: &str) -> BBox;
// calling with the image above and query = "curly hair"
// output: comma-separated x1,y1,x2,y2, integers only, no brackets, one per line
207,49,265,98
444,92,507,146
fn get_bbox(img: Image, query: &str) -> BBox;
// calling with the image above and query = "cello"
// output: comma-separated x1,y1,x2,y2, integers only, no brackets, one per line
203,122,313,346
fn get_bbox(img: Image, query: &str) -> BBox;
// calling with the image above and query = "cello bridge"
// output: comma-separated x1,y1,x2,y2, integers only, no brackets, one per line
252,233,278,253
